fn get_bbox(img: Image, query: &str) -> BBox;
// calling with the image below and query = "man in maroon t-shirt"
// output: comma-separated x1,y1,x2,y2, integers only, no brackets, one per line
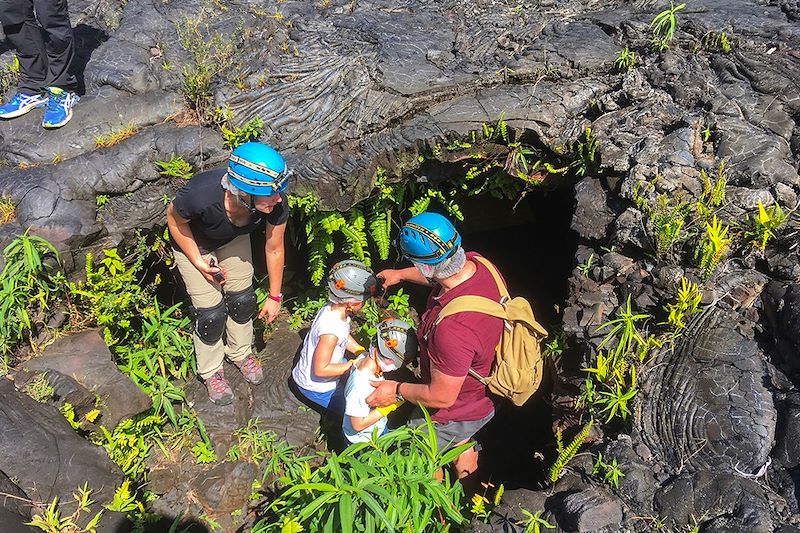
366,212,504,479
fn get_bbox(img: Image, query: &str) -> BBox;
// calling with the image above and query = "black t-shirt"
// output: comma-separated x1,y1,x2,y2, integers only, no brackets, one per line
172,168,290,253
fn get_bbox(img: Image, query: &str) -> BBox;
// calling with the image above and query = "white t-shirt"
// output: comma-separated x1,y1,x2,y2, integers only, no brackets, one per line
291,304,351,393
343,360,387,443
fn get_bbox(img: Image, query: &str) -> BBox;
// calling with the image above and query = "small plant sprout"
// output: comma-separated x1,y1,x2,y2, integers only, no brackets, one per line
693,215,731,280
577,253,595,276
0,194,15,224
518,509,556,533
664,277,702,330
155,154,194,180
592,452,625,488
598,382,637,422
96,195,110,208
703,30,731,52
614,47,635,72
743,201,786,251
649,2,686,51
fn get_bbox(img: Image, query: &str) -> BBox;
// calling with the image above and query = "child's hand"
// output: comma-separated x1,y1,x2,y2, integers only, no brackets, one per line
376,401,404,416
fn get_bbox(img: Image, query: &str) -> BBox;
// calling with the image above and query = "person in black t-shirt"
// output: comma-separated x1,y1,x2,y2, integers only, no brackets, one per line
166,142,291,405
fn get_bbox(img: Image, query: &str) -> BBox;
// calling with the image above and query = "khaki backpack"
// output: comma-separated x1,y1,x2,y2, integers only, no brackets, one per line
433,256,548,407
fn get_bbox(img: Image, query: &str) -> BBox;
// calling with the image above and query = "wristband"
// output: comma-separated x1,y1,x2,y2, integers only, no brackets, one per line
395,382,405,403
267,293,282,302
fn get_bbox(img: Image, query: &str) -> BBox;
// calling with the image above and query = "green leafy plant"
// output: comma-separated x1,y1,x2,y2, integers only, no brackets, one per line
98,414,166,479
592,452,625,488
693,215,731,280
95,195,109,208
0,193,15,224
577,253,594,276
703,30,731,52
651,193,690,258
22,373,55,402
253,409,471,533
176,8,241,115
694,162,726,224
518,509,556,533
286,292,327,330
649,2,686,51
470,483,503,523
155,155,194,180
614,47,635,72
105,480,143,514
543,330,568,358
64,247,154,347
192,441,217,464
0,232,61,353
597,381,637,422
27,484,103,533
664,277,701,330
548,421,592,483
571,127,598,177
0,55,20,96
596,296,650,366
221,116,265,149
743,201,785,251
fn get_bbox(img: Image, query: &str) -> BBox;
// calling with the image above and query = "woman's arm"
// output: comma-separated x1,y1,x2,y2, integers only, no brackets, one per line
166,201,222,284
257,221,286,322
311,334,353,378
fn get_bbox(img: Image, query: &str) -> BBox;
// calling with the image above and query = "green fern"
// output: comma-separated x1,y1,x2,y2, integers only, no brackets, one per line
368,206,392,260
341,209,370,264
547,421,592,483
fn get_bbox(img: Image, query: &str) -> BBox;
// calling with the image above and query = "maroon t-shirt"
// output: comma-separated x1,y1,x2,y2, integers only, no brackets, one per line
418,252,504,424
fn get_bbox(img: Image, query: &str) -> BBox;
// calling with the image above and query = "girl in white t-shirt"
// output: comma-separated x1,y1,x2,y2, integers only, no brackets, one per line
343,318,416,443
291,260,377,410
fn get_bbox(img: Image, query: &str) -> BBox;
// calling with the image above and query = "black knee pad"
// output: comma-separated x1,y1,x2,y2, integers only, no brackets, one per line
193,300,227,345
225,286,256,324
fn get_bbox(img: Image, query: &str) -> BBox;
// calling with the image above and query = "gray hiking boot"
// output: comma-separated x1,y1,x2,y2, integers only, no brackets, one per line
205,368,233,405
234,354,264,385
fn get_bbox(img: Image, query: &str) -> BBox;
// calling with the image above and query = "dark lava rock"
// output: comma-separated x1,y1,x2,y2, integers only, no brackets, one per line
466,488,549,533
637,308,776,475
552,486,623,532
571,178,617,240
188,460,255,515
654,470,773,532
20,330,151,431
251,327,321,450
0,378,126,533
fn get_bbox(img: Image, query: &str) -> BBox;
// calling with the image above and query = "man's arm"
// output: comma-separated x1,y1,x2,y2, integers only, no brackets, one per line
258,221,286,322
366,368,464,409
377,266,432,289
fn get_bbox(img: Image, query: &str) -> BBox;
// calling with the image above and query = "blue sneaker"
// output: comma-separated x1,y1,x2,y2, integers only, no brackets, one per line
0,92,48,119
42,87,79,129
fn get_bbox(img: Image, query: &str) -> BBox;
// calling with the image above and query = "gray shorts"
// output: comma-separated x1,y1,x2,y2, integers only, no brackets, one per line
408,409,495,451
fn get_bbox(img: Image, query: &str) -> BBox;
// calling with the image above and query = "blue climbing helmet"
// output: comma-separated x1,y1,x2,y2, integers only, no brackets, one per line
399,212,462,265
226,142,289,196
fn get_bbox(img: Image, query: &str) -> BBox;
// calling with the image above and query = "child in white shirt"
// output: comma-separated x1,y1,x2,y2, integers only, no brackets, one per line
291,260,377,411
343,318,416,443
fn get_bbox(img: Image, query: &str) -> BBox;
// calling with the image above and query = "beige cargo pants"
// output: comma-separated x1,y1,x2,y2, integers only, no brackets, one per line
173,234,254,380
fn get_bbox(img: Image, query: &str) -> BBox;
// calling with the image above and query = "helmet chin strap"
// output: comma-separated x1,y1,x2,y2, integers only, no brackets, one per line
237,194,259,215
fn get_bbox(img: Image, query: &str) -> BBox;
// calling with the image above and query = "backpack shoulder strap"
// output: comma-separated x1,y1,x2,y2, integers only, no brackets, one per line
471,256,509,300
434,295,508,326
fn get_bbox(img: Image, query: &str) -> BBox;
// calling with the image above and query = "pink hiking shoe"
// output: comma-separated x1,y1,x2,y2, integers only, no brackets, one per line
234,354,264,385
205,368,233,405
